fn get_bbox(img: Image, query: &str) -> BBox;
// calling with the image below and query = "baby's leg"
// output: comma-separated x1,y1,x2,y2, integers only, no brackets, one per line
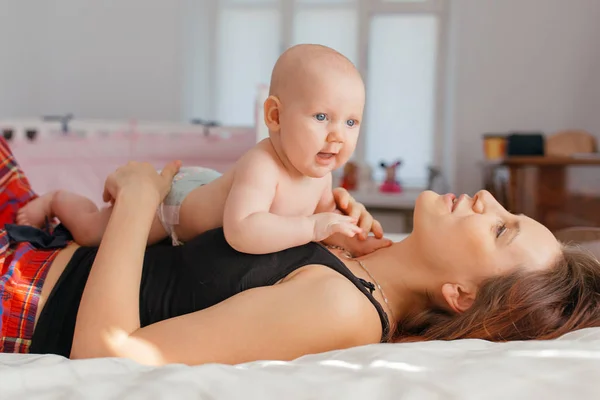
18,190,170,246
16,192,57,227
55,191,168,246
51,191,112,246
17,190,110,246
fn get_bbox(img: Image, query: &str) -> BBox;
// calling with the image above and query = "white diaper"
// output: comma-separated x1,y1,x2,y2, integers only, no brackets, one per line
156,166,222,245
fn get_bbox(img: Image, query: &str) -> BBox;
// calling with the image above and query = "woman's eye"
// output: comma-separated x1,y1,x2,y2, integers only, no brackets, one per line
314,113,327,121
346,119,357,127
496,223,507,238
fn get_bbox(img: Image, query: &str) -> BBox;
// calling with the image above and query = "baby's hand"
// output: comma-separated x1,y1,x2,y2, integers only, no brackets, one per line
309,213,361,242
332,187,383,240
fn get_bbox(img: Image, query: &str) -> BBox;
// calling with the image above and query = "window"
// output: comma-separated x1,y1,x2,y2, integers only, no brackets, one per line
187,0,446,188
292,7,358,66
365,15,438,186
295,0,356,5
221,0,277,4
215,8,281,126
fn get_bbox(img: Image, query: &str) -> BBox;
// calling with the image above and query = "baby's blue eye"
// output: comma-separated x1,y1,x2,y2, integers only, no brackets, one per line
346,119,356,127
314,113,327,121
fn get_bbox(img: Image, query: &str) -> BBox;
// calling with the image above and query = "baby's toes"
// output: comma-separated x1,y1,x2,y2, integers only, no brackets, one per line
16,210,29,225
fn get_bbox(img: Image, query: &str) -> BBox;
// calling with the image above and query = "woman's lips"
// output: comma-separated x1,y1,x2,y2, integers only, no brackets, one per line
444,193,456,212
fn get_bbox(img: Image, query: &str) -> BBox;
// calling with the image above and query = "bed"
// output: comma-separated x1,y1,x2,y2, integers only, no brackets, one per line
3,123,600,399
2,231,599,399
6,122,256,206
2,327,600,399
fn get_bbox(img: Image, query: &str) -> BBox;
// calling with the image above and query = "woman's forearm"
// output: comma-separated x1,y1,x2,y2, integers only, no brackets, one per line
72,187,159,358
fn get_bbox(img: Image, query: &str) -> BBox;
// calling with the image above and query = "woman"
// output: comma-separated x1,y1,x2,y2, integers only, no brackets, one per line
0,138,388,356
3,139,600,365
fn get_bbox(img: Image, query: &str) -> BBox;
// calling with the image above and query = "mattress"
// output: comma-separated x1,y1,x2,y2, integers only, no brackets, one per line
3,237,598,399
1,327,600,399
1,232,598,399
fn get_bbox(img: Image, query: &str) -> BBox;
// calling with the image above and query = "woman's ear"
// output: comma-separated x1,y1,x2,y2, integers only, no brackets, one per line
263,95,281,132
441,283,475,313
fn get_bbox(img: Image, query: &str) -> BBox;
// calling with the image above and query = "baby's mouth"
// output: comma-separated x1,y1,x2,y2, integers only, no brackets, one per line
317,152,336,159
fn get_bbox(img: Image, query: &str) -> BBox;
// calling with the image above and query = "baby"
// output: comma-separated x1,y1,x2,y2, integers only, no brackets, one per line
17,44,373,254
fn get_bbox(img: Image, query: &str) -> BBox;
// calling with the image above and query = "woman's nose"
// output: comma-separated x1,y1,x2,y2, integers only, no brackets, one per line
474,190,494,204
472,194,484,214
473,190,503,213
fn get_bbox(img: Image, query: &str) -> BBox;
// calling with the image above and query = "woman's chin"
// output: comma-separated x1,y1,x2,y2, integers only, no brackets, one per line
415,190,441,211
413,190,450,235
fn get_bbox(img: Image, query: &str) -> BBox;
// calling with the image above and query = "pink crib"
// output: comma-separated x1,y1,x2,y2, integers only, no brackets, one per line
10,128,255,206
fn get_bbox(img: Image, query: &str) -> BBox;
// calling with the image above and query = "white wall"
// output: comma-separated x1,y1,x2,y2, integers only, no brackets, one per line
0,0,187,121
0,2,45,117
2,0,599,190
448,0,600,195
181,0,213,122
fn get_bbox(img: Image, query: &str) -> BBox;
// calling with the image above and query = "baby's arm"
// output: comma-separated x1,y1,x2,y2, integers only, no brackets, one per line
223,153,358,254
315,178,352,249
313,175,338,215
223,153,312,254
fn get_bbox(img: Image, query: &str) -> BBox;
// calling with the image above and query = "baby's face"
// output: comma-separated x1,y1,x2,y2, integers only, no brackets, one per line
277,69,365,178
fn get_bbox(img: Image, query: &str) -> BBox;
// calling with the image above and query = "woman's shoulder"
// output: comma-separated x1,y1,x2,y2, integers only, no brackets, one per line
283,265,384,346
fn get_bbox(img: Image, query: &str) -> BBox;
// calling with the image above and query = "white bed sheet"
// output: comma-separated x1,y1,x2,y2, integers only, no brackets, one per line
2,328,600,399
3,233,598,399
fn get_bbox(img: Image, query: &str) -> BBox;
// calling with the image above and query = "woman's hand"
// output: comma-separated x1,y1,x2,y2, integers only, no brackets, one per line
345,236,393,257
102,160,181,205
332,187,384,240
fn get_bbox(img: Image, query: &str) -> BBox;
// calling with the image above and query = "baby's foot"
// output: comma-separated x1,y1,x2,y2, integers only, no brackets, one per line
16,192,55,228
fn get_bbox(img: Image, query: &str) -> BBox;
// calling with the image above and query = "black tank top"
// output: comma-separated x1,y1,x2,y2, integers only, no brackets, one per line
31,228,390,357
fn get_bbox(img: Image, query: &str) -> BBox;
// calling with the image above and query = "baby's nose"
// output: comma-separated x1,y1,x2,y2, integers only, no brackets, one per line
327,126,344,142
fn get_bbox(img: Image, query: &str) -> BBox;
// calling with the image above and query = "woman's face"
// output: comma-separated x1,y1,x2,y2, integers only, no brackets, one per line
412,190,561,288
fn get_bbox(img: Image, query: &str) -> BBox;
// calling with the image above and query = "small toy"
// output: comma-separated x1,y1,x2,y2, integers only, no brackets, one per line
340,161,358,191
379,160,403,193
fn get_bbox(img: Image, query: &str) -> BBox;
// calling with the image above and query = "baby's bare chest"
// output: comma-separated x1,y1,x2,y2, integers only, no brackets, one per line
270,180,325,216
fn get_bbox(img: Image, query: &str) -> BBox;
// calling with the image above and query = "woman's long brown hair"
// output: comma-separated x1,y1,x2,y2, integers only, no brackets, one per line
394,246,600,342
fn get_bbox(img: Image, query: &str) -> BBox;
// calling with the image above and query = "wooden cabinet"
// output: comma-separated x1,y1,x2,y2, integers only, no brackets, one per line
483,156,600,232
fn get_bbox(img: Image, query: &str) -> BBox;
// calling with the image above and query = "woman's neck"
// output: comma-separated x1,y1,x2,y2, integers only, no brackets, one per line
354,236,435,326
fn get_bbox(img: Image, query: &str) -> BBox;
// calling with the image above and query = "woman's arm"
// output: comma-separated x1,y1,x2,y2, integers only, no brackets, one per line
71,187,159,358
79,270,382,366
71,161,179,359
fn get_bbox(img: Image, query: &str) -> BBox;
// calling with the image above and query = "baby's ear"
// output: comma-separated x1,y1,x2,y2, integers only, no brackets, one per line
264,95,281,132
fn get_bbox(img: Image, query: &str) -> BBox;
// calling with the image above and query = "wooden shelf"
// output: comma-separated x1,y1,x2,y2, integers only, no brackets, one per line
483,156,600,232
485,155,600,166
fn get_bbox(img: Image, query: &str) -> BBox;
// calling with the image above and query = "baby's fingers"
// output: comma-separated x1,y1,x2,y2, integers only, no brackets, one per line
332,221,362,238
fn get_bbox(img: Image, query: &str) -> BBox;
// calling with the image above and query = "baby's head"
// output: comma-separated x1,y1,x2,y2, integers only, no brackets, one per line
264,44,365,178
